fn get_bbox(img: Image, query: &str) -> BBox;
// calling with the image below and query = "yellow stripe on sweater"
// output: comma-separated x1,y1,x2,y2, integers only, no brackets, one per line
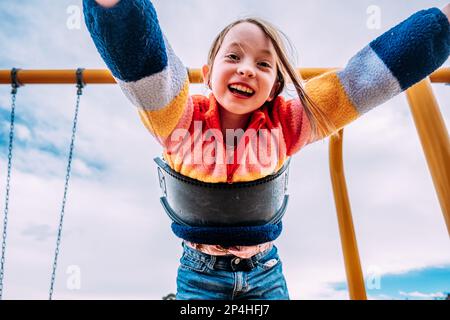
138,78,190,139
305,71,360,137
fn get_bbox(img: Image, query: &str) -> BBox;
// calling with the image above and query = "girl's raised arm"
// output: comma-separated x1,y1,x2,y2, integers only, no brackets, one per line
83,0,193,147
303,6,450,144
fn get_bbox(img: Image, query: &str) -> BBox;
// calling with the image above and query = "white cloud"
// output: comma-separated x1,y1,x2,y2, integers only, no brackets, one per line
399,291,446,299
70,158,92,176
14,124,32,142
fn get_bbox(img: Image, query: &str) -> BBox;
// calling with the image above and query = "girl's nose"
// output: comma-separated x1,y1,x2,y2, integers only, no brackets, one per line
237,64,256,78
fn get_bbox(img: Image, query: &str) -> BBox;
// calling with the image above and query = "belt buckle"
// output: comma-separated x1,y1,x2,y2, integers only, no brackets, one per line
231,257,255,272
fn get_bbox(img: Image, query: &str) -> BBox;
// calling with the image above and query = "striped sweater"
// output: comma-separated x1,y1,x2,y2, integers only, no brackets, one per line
83,0,450,246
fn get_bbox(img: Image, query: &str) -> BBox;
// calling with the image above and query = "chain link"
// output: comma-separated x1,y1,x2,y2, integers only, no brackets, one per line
49,73,83,300
0,89,17,300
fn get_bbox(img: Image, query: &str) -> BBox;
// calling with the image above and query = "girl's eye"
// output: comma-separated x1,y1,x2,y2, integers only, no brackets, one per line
226,54,239,61
258,62,272,68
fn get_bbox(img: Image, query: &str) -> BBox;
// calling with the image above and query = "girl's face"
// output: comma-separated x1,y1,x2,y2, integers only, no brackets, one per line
203,22,279,115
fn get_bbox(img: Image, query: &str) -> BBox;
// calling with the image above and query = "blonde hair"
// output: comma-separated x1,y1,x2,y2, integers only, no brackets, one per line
204,17,336,141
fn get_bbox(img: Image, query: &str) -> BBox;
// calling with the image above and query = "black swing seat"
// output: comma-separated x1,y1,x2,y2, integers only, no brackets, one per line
154,157,290,227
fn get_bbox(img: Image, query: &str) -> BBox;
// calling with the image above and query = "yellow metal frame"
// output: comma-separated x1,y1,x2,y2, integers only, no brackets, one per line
1,68,449,84
329,73,449,300
1,67,449,300
329,130,367,300
406,79,450,233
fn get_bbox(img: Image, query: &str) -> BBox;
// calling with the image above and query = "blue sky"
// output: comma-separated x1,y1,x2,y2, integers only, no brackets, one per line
333,266,450,300
0,0,449,299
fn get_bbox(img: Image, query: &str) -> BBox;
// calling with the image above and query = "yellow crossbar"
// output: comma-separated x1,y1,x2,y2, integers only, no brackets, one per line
0,68,448,85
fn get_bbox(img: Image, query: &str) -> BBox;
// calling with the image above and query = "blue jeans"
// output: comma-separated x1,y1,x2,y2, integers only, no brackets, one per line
176,242,289,300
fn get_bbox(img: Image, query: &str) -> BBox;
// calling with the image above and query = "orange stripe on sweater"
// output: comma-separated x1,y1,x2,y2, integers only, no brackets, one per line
305,71,359,140
137,79,191,141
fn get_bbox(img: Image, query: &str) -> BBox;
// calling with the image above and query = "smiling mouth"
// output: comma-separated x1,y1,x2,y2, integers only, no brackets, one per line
228,84,255,98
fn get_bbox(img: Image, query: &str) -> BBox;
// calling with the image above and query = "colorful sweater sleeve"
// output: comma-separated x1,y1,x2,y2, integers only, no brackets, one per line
83,0,192,146
304,7,450,142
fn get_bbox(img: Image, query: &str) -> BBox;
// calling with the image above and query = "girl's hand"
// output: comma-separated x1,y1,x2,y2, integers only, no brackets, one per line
95,0,120,8
442,3,450,22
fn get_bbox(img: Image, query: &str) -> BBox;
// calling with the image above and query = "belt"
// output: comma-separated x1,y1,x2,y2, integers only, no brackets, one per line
183,242,275,271
154,156,290,227
212,255,257,272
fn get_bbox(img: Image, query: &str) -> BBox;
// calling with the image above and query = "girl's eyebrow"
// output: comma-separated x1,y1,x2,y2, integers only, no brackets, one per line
227,42,274,58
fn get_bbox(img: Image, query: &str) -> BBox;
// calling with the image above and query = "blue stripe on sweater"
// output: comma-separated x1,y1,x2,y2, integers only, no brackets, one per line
83,0,167,82
369,8,450,90
171,222,283,247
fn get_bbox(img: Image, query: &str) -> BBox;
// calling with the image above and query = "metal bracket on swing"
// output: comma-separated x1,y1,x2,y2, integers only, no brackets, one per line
10,67,22,94
76,68,85,94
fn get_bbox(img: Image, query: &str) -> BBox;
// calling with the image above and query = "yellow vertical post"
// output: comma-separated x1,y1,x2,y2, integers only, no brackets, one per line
405,78,450,235
329,129,367,300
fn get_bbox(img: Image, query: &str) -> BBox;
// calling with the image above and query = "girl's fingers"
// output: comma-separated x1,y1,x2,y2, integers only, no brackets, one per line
94,0,121,8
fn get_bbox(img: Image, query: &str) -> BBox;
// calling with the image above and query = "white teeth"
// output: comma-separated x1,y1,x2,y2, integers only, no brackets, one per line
229,84,254,94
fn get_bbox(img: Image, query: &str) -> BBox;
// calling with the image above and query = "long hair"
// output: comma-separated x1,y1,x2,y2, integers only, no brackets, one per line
204,17,337,141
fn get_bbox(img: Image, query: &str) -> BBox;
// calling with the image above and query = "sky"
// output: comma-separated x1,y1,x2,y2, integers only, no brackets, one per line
0,0,449,300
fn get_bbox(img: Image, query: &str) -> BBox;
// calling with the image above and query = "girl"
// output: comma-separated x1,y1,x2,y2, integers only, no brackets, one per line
84,0,450,300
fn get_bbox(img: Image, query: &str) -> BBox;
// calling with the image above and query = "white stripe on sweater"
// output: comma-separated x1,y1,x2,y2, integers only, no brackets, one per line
337,46,402,114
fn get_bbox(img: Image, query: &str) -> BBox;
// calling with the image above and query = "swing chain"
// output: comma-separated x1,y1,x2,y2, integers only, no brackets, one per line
49,68,84,300
0,68,22,299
